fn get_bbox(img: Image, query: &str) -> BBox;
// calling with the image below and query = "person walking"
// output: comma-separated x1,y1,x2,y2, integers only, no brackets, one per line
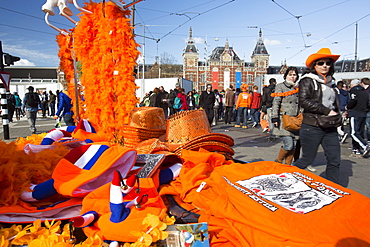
54,89,75,126
335,81,350,144
40,91,49,118
177,88,188,112
13,92,23,120
294,48,342,183
49,90,57,116
224,85,235,125
22,86,41,134
361,78,370,143
235,84,251,128
169,85,180,115
347,79,370,157
212,89,221,125
187,91,196,110
157,86,169,118
6,92,16,123
271,67,300,165
261,78,277,134
149,88,159,107
199,84,216,125
250,85,262,128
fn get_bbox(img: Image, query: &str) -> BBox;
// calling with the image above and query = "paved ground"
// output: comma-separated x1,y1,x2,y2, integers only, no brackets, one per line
1,115,369,198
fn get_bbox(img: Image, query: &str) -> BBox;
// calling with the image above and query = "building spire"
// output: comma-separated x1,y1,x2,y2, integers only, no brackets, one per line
225,39,230,50
189,26,193,39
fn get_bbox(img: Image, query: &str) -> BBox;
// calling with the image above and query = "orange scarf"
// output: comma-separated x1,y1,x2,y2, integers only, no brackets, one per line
271,88,299,97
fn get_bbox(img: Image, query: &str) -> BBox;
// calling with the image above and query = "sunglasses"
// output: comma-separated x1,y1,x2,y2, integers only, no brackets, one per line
316,61,332,66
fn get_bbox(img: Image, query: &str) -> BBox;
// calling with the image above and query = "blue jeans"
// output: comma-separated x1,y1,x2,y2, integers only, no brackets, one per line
63,114,75,126
49,102,55,116
281,136,296,151
250,108,260,124
294,123,340,183
26,110,37,133
236,107,248,126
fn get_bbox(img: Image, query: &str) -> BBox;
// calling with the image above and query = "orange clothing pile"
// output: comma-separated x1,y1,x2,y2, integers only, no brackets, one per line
160,150,370,247
80,178,167,242
235,92,251,109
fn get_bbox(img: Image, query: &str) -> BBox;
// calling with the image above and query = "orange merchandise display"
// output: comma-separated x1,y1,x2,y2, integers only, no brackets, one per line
160,150,370,246
80,178,167,243
57,1,140,143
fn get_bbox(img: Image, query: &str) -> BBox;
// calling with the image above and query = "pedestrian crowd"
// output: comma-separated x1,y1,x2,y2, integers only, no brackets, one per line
139,48,370,185
5,87,75,134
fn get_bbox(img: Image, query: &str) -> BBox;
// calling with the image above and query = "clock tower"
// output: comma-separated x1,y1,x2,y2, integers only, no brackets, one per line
183,27,199,83
251,29,270,77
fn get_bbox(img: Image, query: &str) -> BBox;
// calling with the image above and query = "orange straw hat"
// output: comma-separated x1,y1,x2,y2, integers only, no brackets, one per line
123,107,166,148
165,109,234,156
305,48,340,68
52,144,137,197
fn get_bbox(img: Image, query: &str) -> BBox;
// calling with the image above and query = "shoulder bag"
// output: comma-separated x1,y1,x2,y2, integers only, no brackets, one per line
282,112,303,132
316,114,342,128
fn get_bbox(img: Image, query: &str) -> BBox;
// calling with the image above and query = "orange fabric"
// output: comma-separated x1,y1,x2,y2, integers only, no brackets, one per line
52,145,136,197
0,141,69,206
260,119,269,131
235,92,251,109
72,129,107,143
80,178,167,242
159,150,370,247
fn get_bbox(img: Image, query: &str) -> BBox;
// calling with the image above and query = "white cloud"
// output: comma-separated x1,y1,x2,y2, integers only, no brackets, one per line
14,59,36,67
193,37,204,44
3,44,59,66
264,39,281,45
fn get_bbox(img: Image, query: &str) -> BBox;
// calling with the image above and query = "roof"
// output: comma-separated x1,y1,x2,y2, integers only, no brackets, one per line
184,26,198,54
4,67,58,79
252,29,269,56
209,46,241,60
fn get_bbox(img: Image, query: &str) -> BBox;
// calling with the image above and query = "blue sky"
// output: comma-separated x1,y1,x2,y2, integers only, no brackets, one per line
1,0,370,68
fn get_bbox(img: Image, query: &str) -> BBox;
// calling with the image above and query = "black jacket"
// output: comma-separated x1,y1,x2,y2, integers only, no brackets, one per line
199,91,215,108
261,84,275,108
347,84,369,117
299,74,340,127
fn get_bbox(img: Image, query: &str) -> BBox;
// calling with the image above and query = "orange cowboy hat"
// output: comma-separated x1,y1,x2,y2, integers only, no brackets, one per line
306,48,340,68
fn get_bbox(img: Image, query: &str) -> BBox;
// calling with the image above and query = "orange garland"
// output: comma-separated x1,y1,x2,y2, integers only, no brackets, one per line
57,1,140,143
271,88,299,97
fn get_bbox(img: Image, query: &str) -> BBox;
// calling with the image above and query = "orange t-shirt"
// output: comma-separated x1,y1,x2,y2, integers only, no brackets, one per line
159,150,370,247
236,92,251,108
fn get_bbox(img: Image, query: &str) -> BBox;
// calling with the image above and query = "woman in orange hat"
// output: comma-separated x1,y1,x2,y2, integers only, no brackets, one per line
294,48,341,183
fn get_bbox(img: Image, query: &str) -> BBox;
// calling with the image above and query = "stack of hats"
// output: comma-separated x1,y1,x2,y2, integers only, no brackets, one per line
166,110,234,156
122,107,167,148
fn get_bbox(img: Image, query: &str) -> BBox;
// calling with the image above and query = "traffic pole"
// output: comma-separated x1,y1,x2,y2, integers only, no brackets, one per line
0,41,10,139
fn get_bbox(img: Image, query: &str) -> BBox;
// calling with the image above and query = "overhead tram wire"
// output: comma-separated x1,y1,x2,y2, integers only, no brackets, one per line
0,6,71,28
135,0,221,25
158,0,235,41
0,23,57,36
287,12,370,62
271,0,307,48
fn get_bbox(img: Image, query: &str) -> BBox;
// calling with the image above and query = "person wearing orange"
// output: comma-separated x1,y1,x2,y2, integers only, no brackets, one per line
234,84,251,128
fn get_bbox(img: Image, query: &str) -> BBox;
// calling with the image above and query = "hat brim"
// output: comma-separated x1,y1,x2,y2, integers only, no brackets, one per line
171,133,234,153
306,53,340,68
53,145,137,197
174,141,235,156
